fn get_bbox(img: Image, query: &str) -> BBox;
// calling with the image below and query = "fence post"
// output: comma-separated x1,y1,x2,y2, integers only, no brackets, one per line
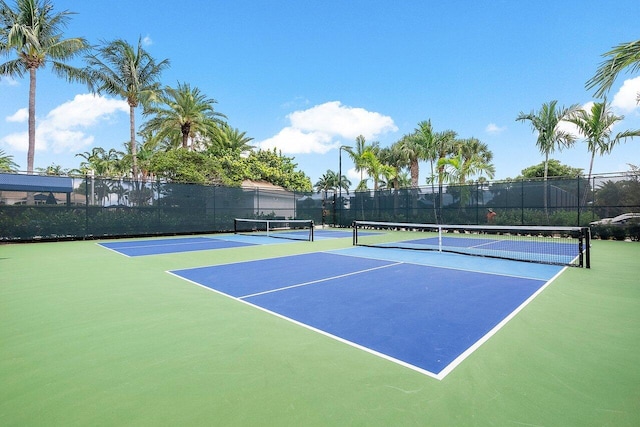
577,176,580,226
521,179,524,225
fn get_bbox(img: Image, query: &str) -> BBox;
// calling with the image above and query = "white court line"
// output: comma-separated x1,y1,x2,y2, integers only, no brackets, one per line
239,262,403,299
165,268,441,380
329,248,551,282
103,238,215,250
167,250,564,380
95,242,132,257
435,266,568,380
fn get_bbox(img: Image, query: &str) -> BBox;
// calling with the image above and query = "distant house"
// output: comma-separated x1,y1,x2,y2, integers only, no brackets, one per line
239,180,296,219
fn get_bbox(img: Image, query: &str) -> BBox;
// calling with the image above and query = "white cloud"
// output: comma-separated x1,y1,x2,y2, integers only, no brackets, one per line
0,76,19,86
1,93,128,154
485,123,506,134
259,127,335,154
142,35,153,46
611,76,640,113
258,101,398,154
6,108,28,123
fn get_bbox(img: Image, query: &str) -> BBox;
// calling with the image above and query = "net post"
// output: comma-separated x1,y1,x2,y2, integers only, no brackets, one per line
233,218,238,234
310,220,314,242
585,227,591,269
578,232,584,268
438,225,442,252
353,220,357,245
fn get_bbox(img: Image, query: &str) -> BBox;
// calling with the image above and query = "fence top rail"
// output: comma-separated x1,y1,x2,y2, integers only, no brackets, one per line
353,220,586,233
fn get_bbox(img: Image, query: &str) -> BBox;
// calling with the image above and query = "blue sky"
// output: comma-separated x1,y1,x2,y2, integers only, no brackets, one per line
2,0,640,187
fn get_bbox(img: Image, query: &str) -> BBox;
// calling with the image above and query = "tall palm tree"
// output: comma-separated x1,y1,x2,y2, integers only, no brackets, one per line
361,150,393,192
142,82,226,151
313,169,350,196
345,135,378,186
455,137,496,184
85,37,170,177
398,132,424,188
379,142,409,190
567,100,640,208
314,169,349,225
586,39,640,99
402,120,440,188
516,100,579,217
0,0,90,174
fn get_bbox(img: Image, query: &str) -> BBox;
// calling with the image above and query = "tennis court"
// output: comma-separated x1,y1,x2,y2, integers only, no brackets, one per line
170,250,561,379
1,227,639,426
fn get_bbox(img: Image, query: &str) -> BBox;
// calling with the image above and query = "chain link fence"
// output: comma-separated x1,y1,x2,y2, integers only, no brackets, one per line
1,171,639,241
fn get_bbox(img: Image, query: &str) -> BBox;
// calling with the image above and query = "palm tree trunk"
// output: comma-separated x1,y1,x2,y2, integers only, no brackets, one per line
430,161,437,223
543,153,549,221
129,104,138,178
581,152,596,212
27,68,36,173
26,67,37,205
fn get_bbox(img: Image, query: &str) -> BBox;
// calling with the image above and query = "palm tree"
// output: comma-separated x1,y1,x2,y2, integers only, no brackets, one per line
402,120,440,188
516,100,579,217
586,39,640,99
379,143,409,191
361,150,393,192
142,82,226,151
455,138,496,184
315,169,350,225
567,100,640,208
209,123,254,154
76,147,124,177
398,132,424,188
0,0,90,174
345,135,378,187
85,37,170,177
436,139,495,213
36,163,68,176
0,149,19,171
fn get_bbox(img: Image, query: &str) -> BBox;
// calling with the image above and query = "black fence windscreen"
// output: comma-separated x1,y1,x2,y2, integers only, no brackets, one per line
1,172,639,241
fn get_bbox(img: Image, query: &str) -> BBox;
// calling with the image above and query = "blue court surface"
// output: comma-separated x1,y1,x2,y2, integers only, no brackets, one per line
372,236,579,265
99,230,367,257
99,236,256,257
169,249,564,379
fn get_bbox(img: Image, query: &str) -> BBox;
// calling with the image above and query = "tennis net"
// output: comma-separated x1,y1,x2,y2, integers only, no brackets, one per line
234,218,314,241
353,220,590,267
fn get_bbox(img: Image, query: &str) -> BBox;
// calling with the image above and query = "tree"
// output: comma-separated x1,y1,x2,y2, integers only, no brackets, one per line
85,37,170,177
149,150,221,184
516,100,579,216
345,135,378,188
379,142,409,190
76,147,124,177
0,149,19,171
519,159,582,179
586,39,640,99
314,169,350,195
567,100,640,207
208,123,255,154
361,150,393,192
453,137,495,184
36,163,68,175
142,82,226,151
0,0,90,174
402,120,439,188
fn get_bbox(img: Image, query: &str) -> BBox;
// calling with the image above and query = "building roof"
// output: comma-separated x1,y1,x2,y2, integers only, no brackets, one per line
0,173,73,193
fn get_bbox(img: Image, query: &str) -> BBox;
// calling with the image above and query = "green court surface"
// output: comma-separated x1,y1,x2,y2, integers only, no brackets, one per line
1,234,639,426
